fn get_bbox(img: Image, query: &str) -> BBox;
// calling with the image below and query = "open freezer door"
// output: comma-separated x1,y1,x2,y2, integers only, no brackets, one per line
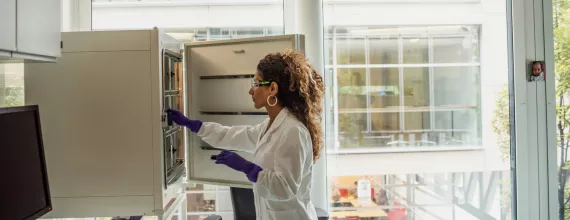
185,35,305,187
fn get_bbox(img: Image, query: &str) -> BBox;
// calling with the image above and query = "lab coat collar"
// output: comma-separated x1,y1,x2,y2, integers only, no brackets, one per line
258,107,289,145
266,107,289,135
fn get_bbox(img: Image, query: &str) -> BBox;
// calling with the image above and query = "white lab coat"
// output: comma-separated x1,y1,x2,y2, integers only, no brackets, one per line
197,107,318,220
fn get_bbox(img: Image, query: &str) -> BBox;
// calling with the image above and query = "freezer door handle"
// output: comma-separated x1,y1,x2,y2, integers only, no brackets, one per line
201,146,235,152
167,112,173,126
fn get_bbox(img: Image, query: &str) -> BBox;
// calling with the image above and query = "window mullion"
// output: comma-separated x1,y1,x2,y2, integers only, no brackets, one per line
365,36,372,134
398,36,405,133
429,36,435,133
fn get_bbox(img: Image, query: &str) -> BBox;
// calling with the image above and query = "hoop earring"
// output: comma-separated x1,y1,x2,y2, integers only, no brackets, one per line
267,95,278,107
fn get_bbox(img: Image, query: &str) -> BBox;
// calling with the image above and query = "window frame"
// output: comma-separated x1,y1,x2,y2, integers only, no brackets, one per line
329,25,483,151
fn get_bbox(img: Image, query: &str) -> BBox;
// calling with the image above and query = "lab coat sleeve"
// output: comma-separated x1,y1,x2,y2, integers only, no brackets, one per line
197,121,264,153
255,126,310,201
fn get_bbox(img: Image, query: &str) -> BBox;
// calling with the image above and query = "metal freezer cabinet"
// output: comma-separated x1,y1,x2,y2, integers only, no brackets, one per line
25,28,304,219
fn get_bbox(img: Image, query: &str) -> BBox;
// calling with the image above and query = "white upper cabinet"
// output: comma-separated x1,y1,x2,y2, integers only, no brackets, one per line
0,0,61,62
0,0,17,53
16,0,62,59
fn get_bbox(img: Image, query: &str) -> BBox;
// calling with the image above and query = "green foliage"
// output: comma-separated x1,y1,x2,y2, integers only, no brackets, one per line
3,87,24,107
559,174,570,219
491,86,511,161
338,113,365,147
501,178,512,220
554,1,570,218
555,1,570,99
337,67,366,147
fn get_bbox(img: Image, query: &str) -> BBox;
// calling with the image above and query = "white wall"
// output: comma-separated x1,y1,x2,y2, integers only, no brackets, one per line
324,3,485,26
92,3,283,30
92,2,490,28
327,148,508,176
479,1,509,166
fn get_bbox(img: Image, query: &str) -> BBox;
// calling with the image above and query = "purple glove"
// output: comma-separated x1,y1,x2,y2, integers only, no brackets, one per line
214,150,263,183
166,109,202,133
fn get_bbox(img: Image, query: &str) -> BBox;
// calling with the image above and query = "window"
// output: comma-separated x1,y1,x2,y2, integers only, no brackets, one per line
552,0,570,218
369,38,398,64
0,64,25,108
324,1,511,219
336,38,366,65
205,27,282,41
329,26,481,149
185,184,233,220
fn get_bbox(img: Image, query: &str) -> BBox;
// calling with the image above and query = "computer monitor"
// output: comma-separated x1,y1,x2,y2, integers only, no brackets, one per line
0,105,52,220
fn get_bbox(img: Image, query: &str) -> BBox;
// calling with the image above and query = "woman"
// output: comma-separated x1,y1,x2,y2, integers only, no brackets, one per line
167,50,325,220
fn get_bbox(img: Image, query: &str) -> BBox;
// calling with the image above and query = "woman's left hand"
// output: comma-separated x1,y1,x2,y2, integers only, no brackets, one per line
214,150,263,182
214,150,250,171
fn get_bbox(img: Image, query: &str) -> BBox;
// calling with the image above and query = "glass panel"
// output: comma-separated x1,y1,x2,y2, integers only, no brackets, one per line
434,109,477,130
403,68,430,107
433,36,480,63
235,28,264,38
210,28,232,40
0,64,24,107
174,94,182,111
404,112,430,131
403,37,429,64
339,113,367,147
164,135,172,169
370,68,400,108
553,1,570,218
371,113,400,132
336,38,366,64
369,38,399,64
175,129,185,162
187,192,217,212
267,26,284,35
337,68,367,109
195,29,208,41
433,66,479,107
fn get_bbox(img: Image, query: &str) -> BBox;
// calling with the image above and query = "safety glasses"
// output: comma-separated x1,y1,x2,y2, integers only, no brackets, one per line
251,79,271,89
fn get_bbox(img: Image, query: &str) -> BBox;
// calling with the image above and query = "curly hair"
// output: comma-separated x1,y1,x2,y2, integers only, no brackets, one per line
256,50,325,163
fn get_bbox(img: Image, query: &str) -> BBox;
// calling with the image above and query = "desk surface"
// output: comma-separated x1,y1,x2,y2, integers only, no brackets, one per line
330,209,388,218
331,197,388,217
336,197,376,207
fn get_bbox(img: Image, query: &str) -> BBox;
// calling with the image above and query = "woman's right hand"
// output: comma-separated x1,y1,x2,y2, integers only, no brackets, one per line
166,109,203,133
